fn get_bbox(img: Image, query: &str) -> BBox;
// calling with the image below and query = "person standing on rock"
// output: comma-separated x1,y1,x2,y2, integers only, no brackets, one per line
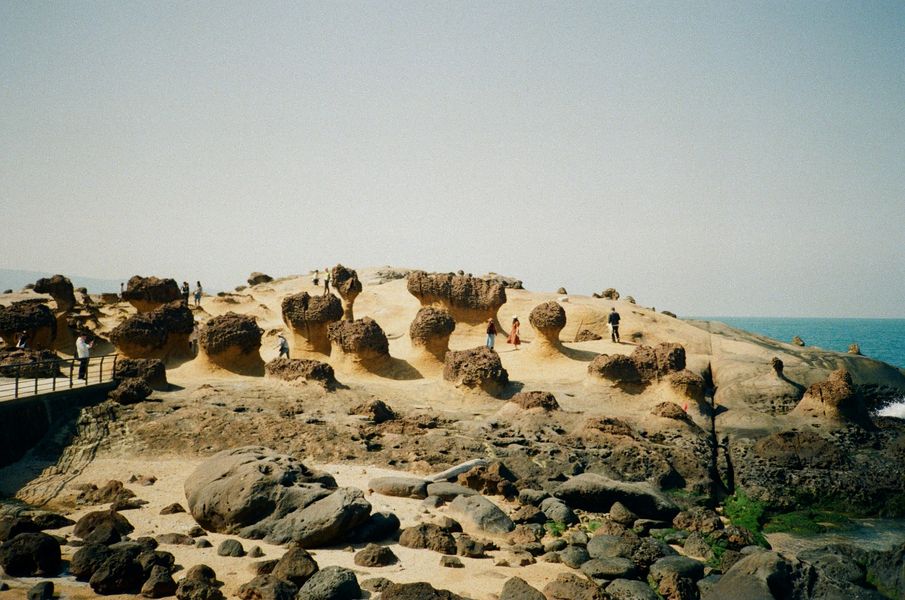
486,318,497,350
313,269,320,287
608,307,621,343
181,281,190,305
76,333,93,380
323,268,331,295
507,316,521,350
16,331,28,349
277,334,290,359
194,281,203,307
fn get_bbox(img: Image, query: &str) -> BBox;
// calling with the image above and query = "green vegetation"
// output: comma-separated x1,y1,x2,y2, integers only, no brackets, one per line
586,520,602,533
763,509,853,535
544,520,567,537
723,489,858,544
723,491,769,546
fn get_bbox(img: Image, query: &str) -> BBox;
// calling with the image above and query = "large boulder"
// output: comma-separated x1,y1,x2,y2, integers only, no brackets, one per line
281,292,343,355
790,369,872,428
589,343,687,386
34,275,76,313
183,447,371,547
0,533,61,576
406,271,507,326
409,307,456,362
448,495,515,534
379,582,466,600
587,354,641,384
443,346,509,396
297,565,360,600
113,358,168,390
327,317,390,368
0,348,62,378
0,301,57,349
121,276,181,313
109,301,194,362
528,301,566,354
247,272,273,286
702,551,813,600
265,358,337,389
199,312,264,375
330,265,362,321
555,473,679,520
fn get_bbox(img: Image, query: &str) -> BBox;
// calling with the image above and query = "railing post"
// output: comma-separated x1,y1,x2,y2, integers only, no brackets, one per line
14,364,20,399
52,359,57,392
112,354,118,383
34,366,38,395
98,356,105,384
69,359,74,389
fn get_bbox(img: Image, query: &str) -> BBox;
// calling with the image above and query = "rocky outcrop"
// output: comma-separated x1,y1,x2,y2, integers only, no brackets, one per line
792,335,805,346
848,343,861,355
112,358,168,390
529,301,566,354
121,276,181,313
327,318,390,368
108,378,152,405
409,307,456,362
109,301,193,363
184,447,371,547
247,272,273,286
34,275,76,313
0,348,61,378
790,369,872,428
575,329,603,342
265,358,337,389
601,288,620,300
588,343,687,387
443,346,509,396
199,313,264,375
407,271,507,326
509,391,560,412
555,473,680,520
587,354,641,384
666,370,705,403
330,265,362,321
0,302,56,349
281,292,343,355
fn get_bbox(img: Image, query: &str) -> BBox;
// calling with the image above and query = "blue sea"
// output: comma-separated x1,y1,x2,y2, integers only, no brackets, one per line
698,317,905,369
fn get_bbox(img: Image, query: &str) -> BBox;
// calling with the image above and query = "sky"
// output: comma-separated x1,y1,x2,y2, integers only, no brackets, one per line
1,2,903,318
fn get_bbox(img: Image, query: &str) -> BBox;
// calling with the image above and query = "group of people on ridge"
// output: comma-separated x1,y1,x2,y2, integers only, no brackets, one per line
484,307,621,350
181,281,203,307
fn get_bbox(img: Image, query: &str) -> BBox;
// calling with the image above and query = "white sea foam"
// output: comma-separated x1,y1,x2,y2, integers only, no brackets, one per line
877,398,905,419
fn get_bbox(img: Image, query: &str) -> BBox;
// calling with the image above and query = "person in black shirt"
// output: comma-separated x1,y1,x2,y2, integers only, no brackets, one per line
608,307,621,343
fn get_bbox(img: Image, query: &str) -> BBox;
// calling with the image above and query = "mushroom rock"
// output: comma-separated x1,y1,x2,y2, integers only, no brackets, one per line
771,357,784,377
666,370,705,403
587,354,641,384
589,343,688,387
528,301,566,355
121,276,181,313
601,288,620,300
443,346,509,397
33,275,76,313
281,292,343,355
406,271,507,327
109,301,194,363
265,358,338,389
791,336,805,347
247,272,273,286
848,343,861,355
330,265,362,321
327,317,390,370
790,369,872,428
199,312,264,375
0,302,57,349
409,307,456,364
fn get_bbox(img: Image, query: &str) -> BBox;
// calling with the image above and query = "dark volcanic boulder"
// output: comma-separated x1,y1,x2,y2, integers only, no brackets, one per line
529,301,567,352
443,346,509,396
247,272,274,286
555,473,679,520
398,523,456,554
409,307,456,361
237,574,298,600
790,368,872,427
71,544,114,580
297,565,360,600
108,377,152,405
330,265,362,321
121,276,181,313
407,270,507,325
272,544,319,586
0,302,57,349
380,581,466,600
74,510,134,540
109,301,194,362
113,357,168,390
183,446,371,547
327,317,390,364
89,550,144,595
0,348,62,378
34,275,76,312
0,533,61,576
265,358,337,389
199,312,264,374
281,292,343,355
702,551,813,600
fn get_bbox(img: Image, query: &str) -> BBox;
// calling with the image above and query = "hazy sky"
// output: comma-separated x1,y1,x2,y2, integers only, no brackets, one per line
2,2,903,317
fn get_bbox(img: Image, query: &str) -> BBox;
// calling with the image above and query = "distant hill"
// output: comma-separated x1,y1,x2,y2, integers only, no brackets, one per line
0,269,123,294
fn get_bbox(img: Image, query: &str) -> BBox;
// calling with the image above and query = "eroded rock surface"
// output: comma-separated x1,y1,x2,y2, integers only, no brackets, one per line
121,276,181,313
281,293,343,355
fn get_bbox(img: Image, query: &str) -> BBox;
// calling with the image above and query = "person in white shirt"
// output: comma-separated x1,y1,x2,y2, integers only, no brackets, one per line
76,333,93,380
277,334,290,359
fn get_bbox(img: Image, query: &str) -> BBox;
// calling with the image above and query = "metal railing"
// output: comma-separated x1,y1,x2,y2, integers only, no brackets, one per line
0,354,119,402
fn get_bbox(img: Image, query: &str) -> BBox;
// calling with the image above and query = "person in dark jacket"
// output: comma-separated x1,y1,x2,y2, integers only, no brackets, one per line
608,307,621,343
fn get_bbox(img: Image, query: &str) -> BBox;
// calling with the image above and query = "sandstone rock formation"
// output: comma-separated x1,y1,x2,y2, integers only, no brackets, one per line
772,357,784,376
0,348,62,378
120,276,181,313
528,301,566,354
330,265,362,321
409,307,456,362
281,292,343,355
509,391,560,412
666,370,705,403
265,358,337,389
327,318,390,369
184,447,371,547
589,343,687,387
199,313,264,375
33,275,76,313
848,343,861,355
0,302,57,349
109,301,193,363
790,368,872,427
601,288,620,300
247,272,273,286
112,358,168,390
575,329,603,342
792,335,805,346
407,271,506,326
443,346,509,396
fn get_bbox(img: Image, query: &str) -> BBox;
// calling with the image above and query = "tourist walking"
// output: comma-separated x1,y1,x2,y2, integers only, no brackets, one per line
76,333,93,380
608,307,621,343
181,281,190,305
15,331,28,349
277,334,290,359
313,270,320,286
323,268,331,295
486,318,497,350
507,316,521,350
